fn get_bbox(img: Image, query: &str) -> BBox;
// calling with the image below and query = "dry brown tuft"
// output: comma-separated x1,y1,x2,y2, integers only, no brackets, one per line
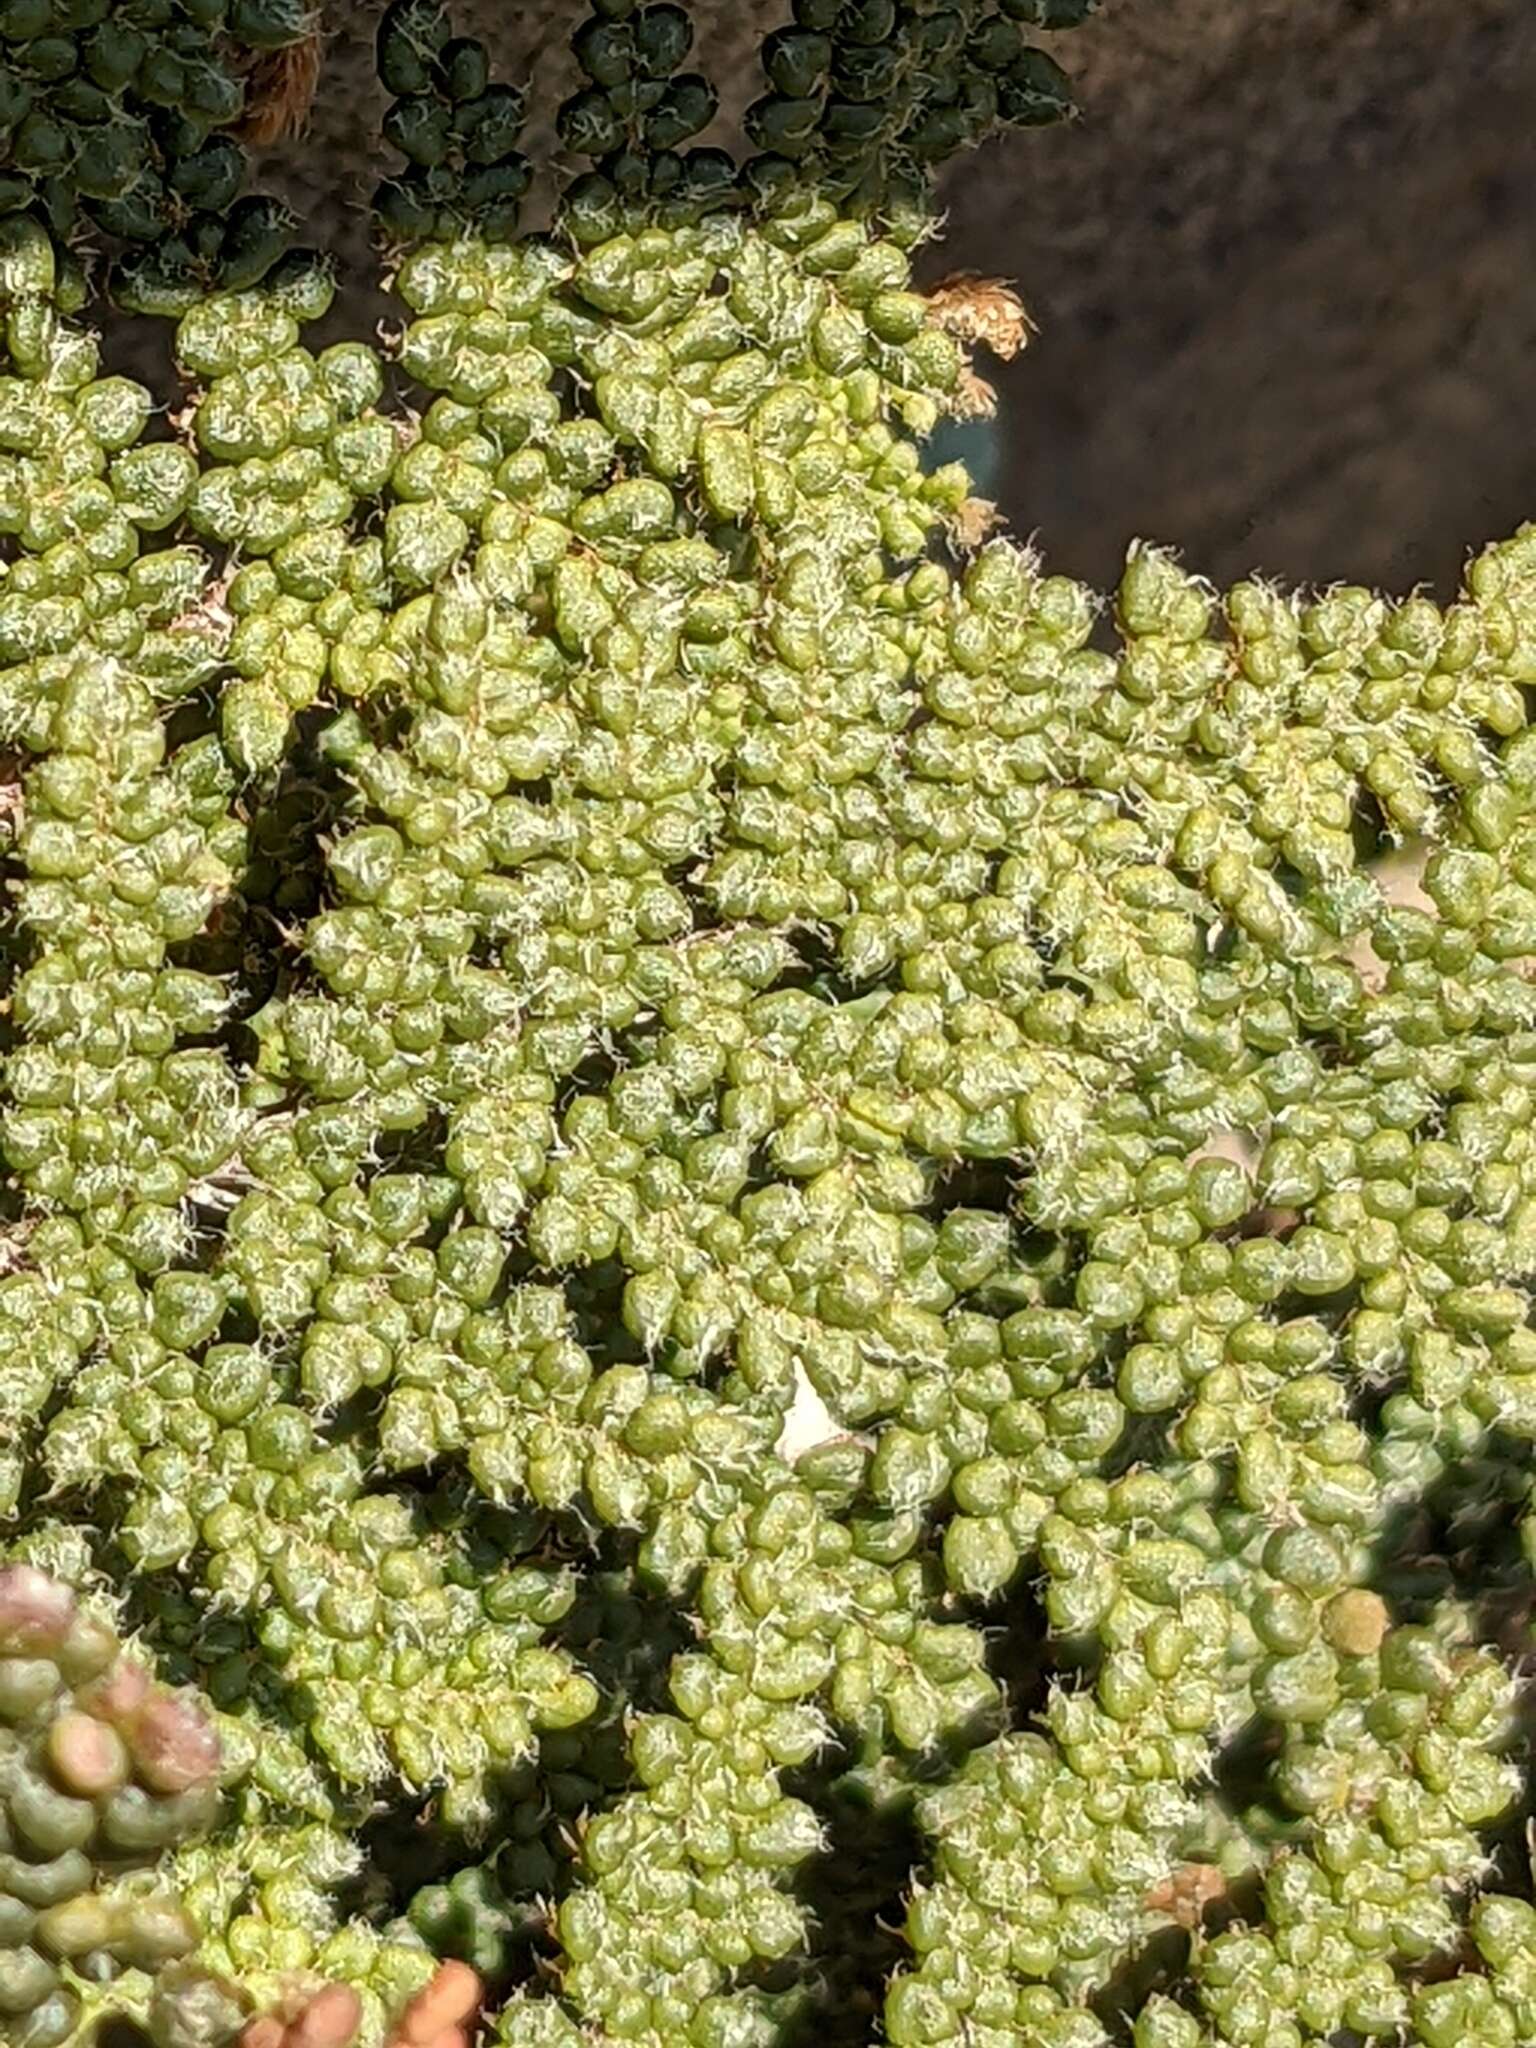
234,30,324,147
926,272,1035,360
949,496,1003,551
949,363,1000,421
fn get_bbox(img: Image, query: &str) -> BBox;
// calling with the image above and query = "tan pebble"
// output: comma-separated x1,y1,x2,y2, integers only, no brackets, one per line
397,1962,481,2045
1184,1128,1261,1174
1323,1588,1391,1658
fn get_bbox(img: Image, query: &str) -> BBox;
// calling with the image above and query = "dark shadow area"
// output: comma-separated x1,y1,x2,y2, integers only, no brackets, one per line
776,1749,928,2048
1369,1430,1534,1651
1209,1708,1288,1825
1090,1930,1197,2046
961,1554,1059,1726
96,2022,154,2048
173,699,364,1038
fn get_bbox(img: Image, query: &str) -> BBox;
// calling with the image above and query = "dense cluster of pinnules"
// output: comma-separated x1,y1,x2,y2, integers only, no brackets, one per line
0,0,319,316
5,2,1536,2046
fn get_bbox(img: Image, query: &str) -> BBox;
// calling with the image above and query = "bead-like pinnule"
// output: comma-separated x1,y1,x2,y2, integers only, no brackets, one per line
45,1709,131,1798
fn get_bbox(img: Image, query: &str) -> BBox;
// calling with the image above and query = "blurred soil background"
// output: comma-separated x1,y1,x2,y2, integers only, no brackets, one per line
103,0,1536,600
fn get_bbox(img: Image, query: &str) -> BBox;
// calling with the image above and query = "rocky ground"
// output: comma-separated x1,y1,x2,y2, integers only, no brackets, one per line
953,0,1536,598
99,0,1536,601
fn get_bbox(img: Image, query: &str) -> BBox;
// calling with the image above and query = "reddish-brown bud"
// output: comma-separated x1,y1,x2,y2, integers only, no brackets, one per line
132,1690,222,1792
80,1656,152,1726
0,1565,75,1652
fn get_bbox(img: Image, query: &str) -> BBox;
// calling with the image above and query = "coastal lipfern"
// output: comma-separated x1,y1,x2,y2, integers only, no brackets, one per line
5,5,1536,2048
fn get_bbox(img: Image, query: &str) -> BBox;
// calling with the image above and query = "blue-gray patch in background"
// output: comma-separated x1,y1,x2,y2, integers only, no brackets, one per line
924,411,1005,500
